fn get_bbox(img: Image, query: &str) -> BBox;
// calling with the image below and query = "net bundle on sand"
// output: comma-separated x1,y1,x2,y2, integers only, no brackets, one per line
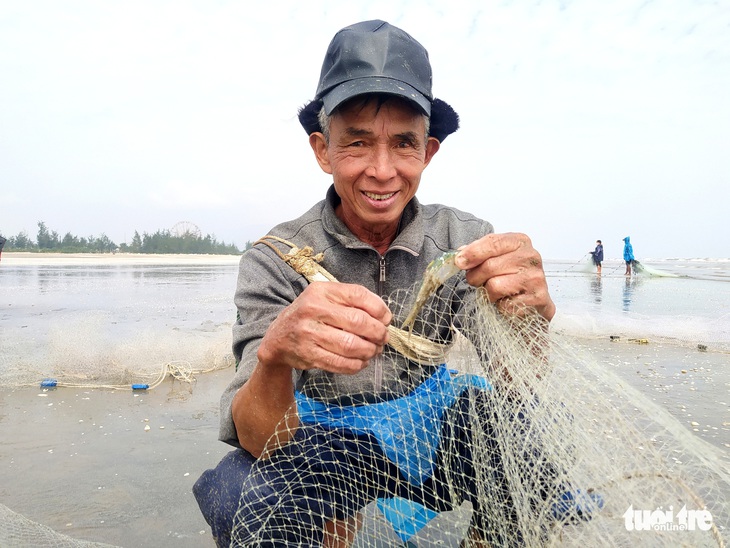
228,264,729,547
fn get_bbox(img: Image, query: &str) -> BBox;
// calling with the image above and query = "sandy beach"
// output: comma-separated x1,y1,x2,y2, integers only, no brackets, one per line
1,368,233,548
1,338,728,548
1,253,241,545
2,252,242,267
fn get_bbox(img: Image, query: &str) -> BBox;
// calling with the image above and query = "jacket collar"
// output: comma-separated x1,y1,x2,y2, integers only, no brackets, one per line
321,184,423,256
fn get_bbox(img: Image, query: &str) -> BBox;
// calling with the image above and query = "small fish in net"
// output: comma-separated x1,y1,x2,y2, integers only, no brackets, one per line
401,250,461,331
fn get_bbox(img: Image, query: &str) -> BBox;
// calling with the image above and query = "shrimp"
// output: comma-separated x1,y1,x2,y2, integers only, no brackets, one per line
402,250,461,330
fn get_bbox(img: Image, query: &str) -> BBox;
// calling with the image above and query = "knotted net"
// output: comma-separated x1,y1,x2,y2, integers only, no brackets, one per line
228,244,729,547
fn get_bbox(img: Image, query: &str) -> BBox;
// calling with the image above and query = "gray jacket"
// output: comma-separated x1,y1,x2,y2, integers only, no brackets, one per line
219,185,493,446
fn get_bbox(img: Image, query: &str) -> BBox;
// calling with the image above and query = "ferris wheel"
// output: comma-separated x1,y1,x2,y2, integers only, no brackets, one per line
170,221,202,238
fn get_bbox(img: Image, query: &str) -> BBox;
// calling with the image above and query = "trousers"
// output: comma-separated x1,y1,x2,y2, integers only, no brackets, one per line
193,387,517,547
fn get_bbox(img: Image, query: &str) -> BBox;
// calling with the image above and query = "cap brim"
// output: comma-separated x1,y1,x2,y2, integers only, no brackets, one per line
298,95,459,143
321,77,431,117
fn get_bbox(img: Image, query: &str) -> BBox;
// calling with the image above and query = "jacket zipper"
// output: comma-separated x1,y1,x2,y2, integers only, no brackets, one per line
378,256,386,297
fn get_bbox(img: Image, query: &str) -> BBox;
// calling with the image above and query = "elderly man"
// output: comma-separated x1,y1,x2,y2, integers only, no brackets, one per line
194,20,555,547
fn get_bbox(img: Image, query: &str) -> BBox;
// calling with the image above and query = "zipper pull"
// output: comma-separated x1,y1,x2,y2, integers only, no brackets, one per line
378,256,386,296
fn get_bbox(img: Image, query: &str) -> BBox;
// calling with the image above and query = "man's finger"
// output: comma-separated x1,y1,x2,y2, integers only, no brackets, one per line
314,282,393,326
455,233,528,270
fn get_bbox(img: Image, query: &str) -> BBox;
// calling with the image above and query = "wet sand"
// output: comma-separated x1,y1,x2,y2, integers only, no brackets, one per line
0,368,233,548
1,339,727,547
578,337,730,453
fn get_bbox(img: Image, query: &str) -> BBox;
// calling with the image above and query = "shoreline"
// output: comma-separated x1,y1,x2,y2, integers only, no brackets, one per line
1,252,242,266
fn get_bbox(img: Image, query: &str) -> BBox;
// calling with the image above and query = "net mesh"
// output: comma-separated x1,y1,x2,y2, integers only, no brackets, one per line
0,504,117,548
229,278,729,547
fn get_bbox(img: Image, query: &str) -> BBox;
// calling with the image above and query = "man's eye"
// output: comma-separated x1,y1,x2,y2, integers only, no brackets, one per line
397,140,414,148
348,141,364,147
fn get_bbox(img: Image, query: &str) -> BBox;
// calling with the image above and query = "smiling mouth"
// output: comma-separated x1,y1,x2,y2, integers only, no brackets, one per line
364,191,395,201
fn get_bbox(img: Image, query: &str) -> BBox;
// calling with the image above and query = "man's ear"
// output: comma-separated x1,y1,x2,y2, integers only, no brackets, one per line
309,133,333,174
423,136,440,167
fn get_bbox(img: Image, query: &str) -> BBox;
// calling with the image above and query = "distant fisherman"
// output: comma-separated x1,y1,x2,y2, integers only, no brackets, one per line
590,239,603,274
623,236,635,276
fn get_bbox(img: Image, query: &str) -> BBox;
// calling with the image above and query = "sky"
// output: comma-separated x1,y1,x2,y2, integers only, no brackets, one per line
1,0,728,260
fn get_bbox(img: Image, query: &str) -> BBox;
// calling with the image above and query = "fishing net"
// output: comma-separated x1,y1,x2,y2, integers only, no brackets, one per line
0,317,234,390
228,264,729,547
632,260,681,278
0,504,117,548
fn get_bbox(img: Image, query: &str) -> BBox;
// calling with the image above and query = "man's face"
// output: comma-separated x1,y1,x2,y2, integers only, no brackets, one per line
310,97,440,243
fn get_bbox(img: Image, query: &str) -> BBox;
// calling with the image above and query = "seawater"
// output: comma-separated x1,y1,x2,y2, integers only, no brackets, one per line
1,256,729,384
0,258,241,386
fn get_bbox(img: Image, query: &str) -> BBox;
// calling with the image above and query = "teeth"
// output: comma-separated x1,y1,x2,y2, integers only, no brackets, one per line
364,191,394,201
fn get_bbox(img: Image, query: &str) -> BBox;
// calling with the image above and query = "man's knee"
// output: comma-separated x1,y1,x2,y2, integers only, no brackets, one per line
194,449,256,547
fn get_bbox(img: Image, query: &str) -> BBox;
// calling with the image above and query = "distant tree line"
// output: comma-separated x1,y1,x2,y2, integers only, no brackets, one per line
2,221,253,255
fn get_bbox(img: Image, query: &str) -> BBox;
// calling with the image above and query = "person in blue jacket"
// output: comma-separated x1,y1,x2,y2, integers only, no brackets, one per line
589,240,603,274
623,236,635,276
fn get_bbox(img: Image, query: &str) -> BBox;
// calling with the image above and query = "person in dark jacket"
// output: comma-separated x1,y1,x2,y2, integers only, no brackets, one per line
590,239,603,274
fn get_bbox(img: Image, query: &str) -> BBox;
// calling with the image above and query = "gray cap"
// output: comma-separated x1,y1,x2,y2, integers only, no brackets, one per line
315,20,433,116
298,20,459,142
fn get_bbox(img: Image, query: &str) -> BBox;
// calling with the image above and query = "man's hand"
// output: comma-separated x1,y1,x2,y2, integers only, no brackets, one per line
454,232,556,321
235,282,391,455
257,282,392,375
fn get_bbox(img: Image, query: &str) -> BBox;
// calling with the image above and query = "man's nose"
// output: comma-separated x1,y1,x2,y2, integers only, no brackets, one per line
365,146,397,180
